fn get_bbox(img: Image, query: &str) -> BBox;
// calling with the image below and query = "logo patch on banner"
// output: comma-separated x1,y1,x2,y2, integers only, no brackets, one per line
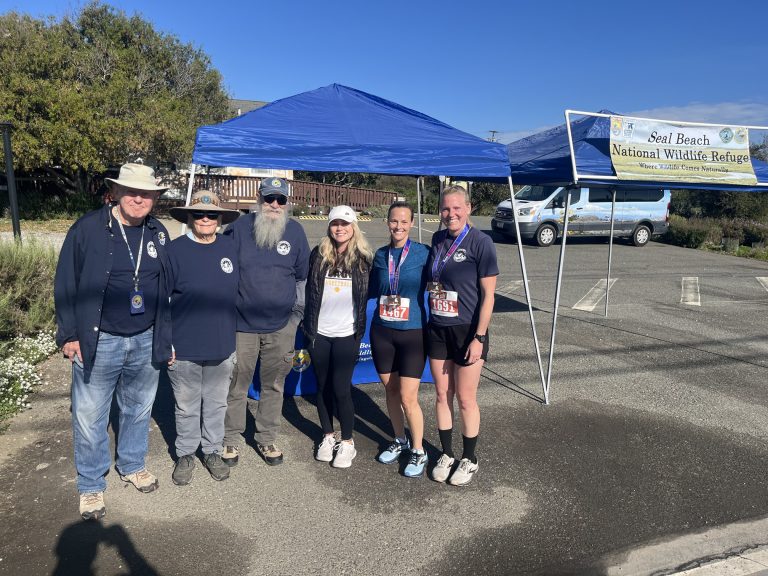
277,240,291,255
453,249,467,263
157,232,166,245
292,349,311,372
221,258,233,273
146,241,157,258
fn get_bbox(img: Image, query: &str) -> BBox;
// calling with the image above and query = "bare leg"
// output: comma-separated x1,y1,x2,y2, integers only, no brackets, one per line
379,372,406,440
399,375,424,450
430,357,455,431
454,360,483,437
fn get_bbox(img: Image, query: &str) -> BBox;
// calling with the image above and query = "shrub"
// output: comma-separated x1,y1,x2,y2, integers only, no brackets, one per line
663,215,721,248
0,240,57,339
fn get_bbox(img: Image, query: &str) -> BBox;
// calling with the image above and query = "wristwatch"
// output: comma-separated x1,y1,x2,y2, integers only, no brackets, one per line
473,333,487,343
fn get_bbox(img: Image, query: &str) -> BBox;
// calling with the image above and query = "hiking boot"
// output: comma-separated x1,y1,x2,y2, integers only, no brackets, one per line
448,458,479,486
120,469,159,493
172,455,196,486
203,453,230,481
256,443,284,466
431,453,455,483
404,449,428,478
332,440,357,469
377,437,410,464
222,445,239,467
79,492,106,521
316,434,337,462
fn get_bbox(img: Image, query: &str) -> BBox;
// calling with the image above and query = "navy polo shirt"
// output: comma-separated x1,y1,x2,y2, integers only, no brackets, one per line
225,214,310,333
369,242,429,330
100,224,161,335
427,227,499,327
168,235,238,361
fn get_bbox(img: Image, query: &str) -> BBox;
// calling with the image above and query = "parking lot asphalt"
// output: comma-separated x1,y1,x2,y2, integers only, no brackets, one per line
2,215,768,576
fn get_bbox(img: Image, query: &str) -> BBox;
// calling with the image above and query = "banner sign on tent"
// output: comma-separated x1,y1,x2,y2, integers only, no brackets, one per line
609,116,757,185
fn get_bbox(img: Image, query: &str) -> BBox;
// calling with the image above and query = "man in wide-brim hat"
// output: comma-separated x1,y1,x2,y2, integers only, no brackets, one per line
55,162,172,520
165,190,241,486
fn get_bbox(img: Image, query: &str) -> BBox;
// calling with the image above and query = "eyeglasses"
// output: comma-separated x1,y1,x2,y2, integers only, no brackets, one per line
262,194,288,205
191,211,220,220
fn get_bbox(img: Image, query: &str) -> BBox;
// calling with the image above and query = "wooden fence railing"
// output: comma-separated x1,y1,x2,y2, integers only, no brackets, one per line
189,175,397,212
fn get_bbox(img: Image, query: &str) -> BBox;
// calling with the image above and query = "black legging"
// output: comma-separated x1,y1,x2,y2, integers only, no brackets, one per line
308,334,357,440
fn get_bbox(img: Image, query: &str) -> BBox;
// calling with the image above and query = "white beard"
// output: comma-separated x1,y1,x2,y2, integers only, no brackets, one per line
252,206,288,249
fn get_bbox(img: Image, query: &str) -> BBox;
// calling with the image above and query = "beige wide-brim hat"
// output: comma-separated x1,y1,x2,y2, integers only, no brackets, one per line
105,163,168,191
169,190,240,225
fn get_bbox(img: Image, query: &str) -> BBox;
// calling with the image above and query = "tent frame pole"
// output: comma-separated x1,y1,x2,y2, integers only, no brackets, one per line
416,176,423,243
545,189,572,402
604,189,617,317
181,163,197,236
507,176,547,402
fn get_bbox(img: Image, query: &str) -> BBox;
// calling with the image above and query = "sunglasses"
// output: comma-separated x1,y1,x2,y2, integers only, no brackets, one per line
191,211,220,220
262,194,288,205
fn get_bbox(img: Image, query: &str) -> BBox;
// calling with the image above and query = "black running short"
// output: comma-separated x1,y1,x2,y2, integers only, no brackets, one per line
370,323,426,379
426,323,489,366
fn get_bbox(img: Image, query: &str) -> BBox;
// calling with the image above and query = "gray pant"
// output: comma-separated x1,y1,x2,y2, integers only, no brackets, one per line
224,322,296,446
169,353,236,457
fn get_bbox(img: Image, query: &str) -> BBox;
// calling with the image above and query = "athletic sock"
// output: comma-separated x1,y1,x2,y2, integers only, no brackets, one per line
462,435,478,464
438,428,454,458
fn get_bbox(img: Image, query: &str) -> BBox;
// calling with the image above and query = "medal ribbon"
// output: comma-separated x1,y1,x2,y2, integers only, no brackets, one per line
115,208,145,291
388,239,410,296
431,224,470,283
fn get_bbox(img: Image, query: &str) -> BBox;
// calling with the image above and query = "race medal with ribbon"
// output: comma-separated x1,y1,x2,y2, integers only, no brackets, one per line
386,295,401,307
428,225,470,318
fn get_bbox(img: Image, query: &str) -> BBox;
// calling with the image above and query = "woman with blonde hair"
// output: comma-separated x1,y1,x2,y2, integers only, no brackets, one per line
426,185,498,486
303,205,373,468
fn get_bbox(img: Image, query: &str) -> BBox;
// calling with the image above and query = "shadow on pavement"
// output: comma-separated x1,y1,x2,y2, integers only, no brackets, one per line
52,521,160,576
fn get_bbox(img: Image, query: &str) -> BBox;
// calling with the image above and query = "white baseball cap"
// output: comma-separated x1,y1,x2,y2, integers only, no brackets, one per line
328,205,357,223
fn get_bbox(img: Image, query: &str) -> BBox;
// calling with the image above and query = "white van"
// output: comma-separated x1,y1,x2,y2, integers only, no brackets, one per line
491,185,671,247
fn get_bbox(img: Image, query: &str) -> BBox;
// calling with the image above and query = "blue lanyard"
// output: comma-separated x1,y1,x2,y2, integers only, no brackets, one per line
388,239,410,296
431,224,469,282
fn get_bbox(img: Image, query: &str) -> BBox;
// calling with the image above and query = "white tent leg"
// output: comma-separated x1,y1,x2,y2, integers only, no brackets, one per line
545,190,572,402
180,163,197,236
604,189,617,317
417,176,423,243
507,177,547,402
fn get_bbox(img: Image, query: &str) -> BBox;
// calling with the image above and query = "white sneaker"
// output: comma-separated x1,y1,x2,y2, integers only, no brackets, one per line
316,434,337,462
431,453,455,483
448,458,478,486
332,440,357,468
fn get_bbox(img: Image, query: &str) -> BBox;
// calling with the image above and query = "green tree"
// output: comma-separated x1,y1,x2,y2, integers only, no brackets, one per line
0,3,230,193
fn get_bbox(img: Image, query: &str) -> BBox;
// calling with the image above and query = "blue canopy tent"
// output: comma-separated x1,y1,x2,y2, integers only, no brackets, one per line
505,110,768,403
188,84,540,398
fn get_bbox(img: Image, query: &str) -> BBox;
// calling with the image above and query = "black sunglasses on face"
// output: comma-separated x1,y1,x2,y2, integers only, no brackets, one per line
191,211,220,220
262,194,287,205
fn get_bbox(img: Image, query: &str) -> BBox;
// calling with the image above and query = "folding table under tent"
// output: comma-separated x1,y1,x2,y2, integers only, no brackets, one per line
188,84,537,396
506,110,768,404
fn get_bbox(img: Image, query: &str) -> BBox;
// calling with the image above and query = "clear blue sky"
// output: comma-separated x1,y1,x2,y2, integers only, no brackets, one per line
5,0,768,143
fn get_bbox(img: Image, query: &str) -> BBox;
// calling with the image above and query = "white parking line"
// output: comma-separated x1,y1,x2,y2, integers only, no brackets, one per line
756,277,768,291
681,277,701,306
496,280,524,295
572,279,618,312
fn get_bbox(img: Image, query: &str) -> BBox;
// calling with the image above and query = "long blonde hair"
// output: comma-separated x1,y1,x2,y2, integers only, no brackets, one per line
319,220,373,272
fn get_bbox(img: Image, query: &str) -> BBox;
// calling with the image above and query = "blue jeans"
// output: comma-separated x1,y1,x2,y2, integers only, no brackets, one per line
71,328,160,494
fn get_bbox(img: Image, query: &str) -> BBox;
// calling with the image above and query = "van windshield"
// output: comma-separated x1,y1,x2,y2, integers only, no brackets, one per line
514,185,560,202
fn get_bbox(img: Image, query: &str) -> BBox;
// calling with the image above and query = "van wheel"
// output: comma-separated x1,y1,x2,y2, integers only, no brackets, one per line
632,224,651,247
535,224,557,247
